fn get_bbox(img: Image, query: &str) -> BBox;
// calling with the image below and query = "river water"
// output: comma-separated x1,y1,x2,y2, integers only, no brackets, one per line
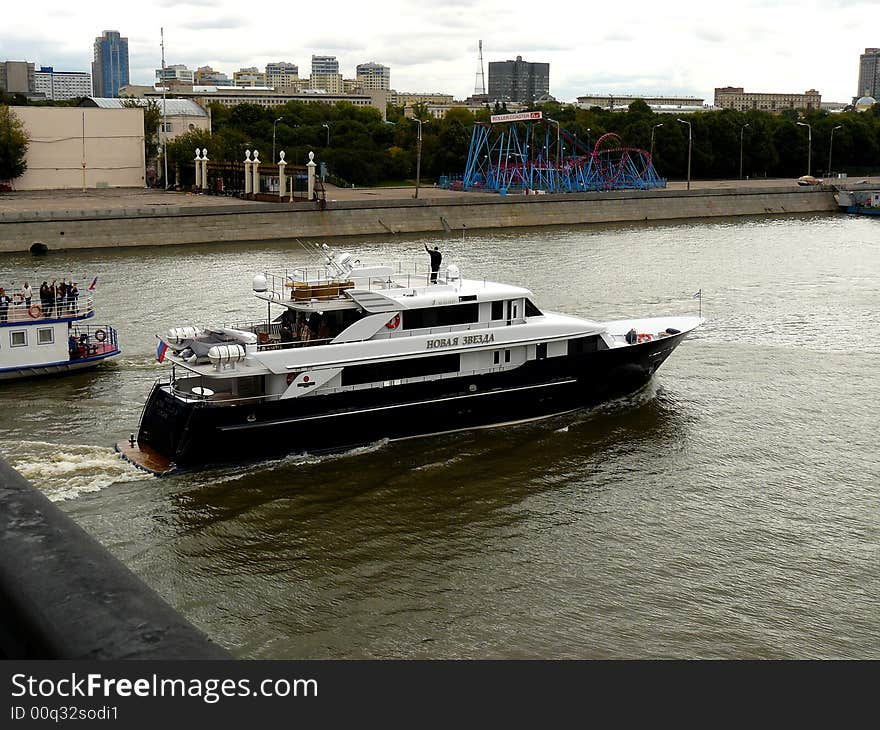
1,213,878,659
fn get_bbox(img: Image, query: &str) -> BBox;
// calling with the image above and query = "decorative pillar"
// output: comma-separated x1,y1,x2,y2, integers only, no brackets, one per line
277,151,287,199
307,151,316,201
194,148,202,188
244,149,252,195
201,148,209,191
252,150,261,195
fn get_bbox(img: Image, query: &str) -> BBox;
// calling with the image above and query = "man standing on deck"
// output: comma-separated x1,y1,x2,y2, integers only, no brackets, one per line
424,244,442,284
0,288,10,322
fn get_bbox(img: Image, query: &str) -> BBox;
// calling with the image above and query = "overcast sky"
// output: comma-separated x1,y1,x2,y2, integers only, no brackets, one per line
1,0,872,103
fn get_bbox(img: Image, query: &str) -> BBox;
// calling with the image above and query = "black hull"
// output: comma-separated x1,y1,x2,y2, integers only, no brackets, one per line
136,334,686,471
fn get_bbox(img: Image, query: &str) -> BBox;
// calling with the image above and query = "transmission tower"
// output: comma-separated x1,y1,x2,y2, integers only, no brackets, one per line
474,39,486,97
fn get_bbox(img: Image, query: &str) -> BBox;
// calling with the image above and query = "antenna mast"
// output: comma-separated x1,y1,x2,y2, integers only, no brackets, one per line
161,27,168,190
474,39,486,98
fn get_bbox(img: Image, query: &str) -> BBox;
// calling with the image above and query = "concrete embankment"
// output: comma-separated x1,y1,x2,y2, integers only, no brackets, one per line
0,185,840,253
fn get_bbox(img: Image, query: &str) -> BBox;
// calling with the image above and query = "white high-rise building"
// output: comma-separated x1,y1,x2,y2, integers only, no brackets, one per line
356,62,390,91
34,66,92,100
155,64,194,85
311,55,339,76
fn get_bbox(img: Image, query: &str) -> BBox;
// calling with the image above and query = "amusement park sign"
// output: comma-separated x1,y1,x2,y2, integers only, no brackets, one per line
489,111,543,124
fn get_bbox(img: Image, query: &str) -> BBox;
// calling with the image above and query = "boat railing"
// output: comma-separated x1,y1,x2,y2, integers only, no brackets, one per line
3,293,95,323
70,322,118,356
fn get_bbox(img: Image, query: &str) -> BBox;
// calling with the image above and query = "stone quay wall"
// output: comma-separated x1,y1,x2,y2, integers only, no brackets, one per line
0,186,839,253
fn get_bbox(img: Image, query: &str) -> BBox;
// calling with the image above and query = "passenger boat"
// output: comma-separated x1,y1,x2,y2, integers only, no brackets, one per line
117,244,702,475
0,283,121,381
835,189,880,216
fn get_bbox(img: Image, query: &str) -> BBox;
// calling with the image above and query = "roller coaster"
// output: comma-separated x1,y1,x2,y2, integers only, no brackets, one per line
455,111,665,194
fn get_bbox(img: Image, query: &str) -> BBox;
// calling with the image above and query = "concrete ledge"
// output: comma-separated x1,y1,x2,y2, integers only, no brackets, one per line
0,186,841,252
0,458,231,659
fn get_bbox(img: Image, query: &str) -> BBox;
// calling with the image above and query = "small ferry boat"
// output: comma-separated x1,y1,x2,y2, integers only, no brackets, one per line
835,189,880,216
0,282,121,380
118,245,702,475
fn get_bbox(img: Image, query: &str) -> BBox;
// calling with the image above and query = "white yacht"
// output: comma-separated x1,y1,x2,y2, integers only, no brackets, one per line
118,245,701,475
0,284,120,380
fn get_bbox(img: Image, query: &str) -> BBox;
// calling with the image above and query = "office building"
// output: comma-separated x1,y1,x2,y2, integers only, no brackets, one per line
577,93,705,114
194,66,231,85
266,62,299,89
714,86,821,113
34,66,92,100
156,64,194,86
487,56,549,103
311,55,339,76
233,67,268,87
857,48,880,100
92,30,129,97
0,60,36,95
356,62,390,91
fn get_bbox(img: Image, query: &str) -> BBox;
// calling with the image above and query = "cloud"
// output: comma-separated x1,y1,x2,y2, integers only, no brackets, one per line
178,16,250,31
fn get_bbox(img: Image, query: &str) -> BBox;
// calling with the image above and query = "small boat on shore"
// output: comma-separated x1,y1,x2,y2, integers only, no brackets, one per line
835,189,880,216
0,281,121,381
118,244,702,475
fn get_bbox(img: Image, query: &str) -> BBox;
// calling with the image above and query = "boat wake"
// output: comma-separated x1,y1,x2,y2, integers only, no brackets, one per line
6,441,148,501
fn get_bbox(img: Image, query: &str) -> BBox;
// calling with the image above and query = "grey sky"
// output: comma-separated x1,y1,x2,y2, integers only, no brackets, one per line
0,0,872,102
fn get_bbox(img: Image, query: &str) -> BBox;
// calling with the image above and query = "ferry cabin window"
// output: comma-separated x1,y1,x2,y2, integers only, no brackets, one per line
10,330,27,347
342,354,460,386
402,303,478,330
525,299,543,317
37,328,54,345
568,336,604,355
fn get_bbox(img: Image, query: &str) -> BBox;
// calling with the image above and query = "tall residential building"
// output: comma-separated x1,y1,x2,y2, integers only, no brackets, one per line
857,48,880,99
714,86,821,113
266,62,299,89
92,30,129,97
311,55,339,76
233,67,268,87
194,66,231,85
34,66,92,100
309,73,343,94
356,62,390,90
0,60,36,95
488,56,549,103
156,64,194,86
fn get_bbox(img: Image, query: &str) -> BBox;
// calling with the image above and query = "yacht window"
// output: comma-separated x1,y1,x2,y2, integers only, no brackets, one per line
402,304,478,330
342,353,460,386
37,328,54,345
10,331,27,347
504,349,511,363
536,343,547,360
493,351,500,365
525,299,543,317
491,301,504,320
568,336,604,355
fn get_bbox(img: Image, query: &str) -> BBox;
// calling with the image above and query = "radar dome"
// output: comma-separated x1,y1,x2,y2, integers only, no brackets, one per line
855,96,876,112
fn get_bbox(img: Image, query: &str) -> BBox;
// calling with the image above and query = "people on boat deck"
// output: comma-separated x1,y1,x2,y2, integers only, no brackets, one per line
424,244,442,283
68,282,78,313
279,309,296,343
39,281,51,316
0,288,10,322
68,334,81,359
21,281,32,307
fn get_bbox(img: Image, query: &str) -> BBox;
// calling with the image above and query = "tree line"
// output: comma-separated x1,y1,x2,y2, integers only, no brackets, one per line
2,91,880,186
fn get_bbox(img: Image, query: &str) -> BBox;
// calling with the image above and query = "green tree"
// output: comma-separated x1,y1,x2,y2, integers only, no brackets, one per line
0,105,28,182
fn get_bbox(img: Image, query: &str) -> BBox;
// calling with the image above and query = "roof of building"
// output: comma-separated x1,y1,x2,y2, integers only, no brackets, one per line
82,97,208,116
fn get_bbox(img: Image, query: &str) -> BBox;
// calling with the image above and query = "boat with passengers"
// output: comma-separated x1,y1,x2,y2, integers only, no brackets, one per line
0,281,121,380
117,243,702,475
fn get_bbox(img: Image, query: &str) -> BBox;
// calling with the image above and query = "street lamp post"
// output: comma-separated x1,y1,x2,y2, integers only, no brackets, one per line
586,127,591,152
272,117,283,163
676,118,692,190
321,123,330,147
828,125,842,178
739,123,750,180
413,117,428,199
796,121,812,177
650,123,663,159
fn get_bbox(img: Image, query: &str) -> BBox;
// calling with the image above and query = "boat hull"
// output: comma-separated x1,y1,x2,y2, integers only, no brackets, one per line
0,348,120,381
124,332,689,474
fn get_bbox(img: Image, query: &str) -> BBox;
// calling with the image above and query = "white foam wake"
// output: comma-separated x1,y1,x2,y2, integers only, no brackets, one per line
6,441,149,501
